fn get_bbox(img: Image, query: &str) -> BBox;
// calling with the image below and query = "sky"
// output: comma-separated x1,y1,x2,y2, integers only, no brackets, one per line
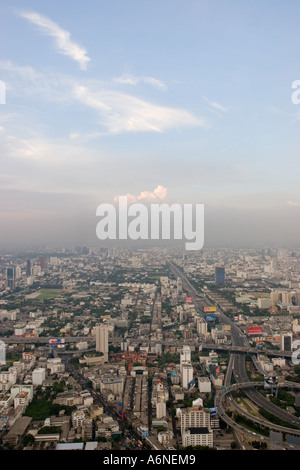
1,0,300,248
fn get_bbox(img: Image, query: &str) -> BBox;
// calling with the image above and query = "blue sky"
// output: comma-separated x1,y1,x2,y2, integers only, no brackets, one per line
1,0,300,246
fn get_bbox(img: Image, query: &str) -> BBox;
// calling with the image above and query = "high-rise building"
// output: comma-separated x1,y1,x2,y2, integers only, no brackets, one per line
184,329,193,340
197,318,208,336
280,332,293,351
198,377,212,393
6,267,15,290
182,427,213,448
26,260,31,277
177,277,183,296
257,298,272,309
152,294,162,329
215,267,225,285
271,290,281,306
156,400,167,419
182,363,193,390
95,324,109,361
180,346,191,371
32,368,46,386
181,408,211,432
15,266,21,280
38,256,47,270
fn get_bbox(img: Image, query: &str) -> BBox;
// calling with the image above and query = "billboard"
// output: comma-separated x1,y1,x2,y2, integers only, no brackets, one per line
49,338,65,345
264,376,278,389
277,376,285,386
248,326,263,335
209,407,218,418
264,376,286,389
204,306,217,312
222,325,231,331
205,315,216,322
188,379,195,389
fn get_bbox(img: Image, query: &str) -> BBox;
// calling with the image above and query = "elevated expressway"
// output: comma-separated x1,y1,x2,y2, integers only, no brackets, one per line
215,381,300,443
0,336,293,358
169,262,300,438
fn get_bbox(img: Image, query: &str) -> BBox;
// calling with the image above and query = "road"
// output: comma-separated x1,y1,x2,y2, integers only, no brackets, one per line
61,355,150,450
169,262,300,436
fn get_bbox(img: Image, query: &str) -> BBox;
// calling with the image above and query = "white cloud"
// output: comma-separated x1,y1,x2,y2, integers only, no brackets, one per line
0,60,87,112
286,200,300,207
138,185,168,201
113,74,167,91
114,185,168,203
203,96,228,113
0,60,69,101
0,59,207,135
0,60,42,82
19,10,91,70
113,193,138,204
73,85,207,134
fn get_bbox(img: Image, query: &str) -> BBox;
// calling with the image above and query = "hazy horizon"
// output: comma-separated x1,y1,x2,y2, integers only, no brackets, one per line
1,1,300,248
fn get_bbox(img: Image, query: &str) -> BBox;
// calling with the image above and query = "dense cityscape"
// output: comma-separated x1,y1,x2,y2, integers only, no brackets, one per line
1,246,300,451
2,1,300,458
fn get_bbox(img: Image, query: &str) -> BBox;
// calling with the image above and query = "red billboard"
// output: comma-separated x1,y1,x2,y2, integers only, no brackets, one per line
248,326,262,335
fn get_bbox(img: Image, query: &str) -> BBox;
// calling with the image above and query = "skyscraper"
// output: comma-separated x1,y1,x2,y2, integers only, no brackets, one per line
182,363,193,390
197,317,208,336
180,346,191,371
280,332,292,351
152,294,162,330
6,267,15,290
215,267,225,285
38,256,47,270
26,260,32,277
95,324,109,362
181,408,211,433
177,277,183,296
180,408,213,448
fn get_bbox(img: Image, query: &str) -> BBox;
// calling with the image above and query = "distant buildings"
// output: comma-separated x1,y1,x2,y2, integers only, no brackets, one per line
257,298,272,309
2,246,300,450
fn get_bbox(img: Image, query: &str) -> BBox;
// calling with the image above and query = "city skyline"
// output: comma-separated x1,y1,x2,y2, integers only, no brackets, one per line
1,1,300,247
1,246,300,450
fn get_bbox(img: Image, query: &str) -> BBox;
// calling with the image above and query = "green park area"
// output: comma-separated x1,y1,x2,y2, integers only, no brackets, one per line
37,289,62,300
